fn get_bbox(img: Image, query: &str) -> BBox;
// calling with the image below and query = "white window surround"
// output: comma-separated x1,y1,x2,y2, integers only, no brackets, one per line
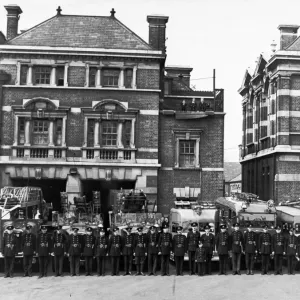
173,129,202,168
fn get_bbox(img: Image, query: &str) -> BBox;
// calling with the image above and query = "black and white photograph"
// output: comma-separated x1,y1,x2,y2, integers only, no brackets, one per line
0,0,300,299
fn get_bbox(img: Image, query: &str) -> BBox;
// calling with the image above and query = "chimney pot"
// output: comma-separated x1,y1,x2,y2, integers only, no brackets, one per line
278,24,299,50
147,15,169,53
4,4,22,40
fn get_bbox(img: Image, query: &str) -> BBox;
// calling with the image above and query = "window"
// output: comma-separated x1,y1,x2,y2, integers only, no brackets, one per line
56,66,64,86
34,66,51,84
89,67,97,87
87,119,94,147
18,117,25,145
123,121,131,147
55,119,62,146
102,121,117,146
32,120,48,145
125,69,133,88
179,140,196,167
103,69,119,87
20,65,28,85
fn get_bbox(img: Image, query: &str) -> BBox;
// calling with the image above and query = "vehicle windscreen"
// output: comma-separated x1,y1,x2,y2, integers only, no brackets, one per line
238,213,276,228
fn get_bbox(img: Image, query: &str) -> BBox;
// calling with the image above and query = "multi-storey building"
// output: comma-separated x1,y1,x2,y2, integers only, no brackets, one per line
0,5,225,220
239,24,300,203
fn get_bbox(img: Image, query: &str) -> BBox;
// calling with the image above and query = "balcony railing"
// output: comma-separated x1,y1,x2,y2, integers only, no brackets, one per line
30,148,48,158
12,146,66,159
83,148,136,161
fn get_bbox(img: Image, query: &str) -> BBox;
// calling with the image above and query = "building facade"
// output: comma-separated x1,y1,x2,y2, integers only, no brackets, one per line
239,24,300,203
0,5,224,219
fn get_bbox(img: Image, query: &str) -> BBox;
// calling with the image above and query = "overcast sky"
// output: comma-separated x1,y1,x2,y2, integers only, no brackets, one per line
1,0,300,162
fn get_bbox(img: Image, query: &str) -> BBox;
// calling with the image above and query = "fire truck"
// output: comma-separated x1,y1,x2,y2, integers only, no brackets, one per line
0,186,43,264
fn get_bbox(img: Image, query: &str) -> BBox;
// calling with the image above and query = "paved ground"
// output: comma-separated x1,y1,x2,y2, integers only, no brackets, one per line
1,265,300,300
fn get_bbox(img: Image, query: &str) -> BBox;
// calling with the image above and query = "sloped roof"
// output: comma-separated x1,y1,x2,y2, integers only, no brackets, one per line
287,36,300,51
224,162,241,182
6,14,152,50
253,54,267,77
239,70,252,91
229,174,241,183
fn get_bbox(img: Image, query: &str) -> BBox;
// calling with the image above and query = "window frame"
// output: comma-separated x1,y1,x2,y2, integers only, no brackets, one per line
32,119,49,145
33,66,51,85
101,121,118,147
102,68,120,87
179,140,196,168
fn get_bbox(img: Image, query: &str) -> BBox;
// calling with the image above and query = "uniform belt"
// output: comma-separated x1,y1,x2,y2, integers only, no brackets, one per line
276,242,282,246
113,244,120,247
86,244,92,248
125,244,132,247
221,242,226,245
164,242,169,246
72,244,79,247
289,244,295,247
247,241,254,244
25,243,32,246
177,244,183,247
41,243,48,247
137,243,144,247
99,244,106,248
150,242,155,246
234,241,240,245
6,244,13,248
263,242,270,245
55,243,62,247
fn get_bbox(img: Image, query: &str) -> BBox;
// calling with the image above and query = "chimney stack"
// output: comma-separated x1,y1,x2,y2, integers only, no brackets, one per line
4,5,22,40
278,25,299,50
147,15,169,53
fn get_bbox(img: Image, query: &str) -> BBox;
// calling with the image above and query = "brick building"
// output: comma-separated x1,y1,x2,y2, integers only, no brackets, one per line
239,24,300,203
0,5,225,220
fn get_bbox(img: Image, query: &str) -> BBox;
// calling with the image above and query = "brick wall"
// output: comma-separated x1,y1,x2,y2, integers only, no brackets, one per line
137,69,160,89
68,67,86,87
66,113,84,147
278,95,289,111
1,111,14,145
275,181,300,202
136,114,158,149
201,171,224,202
290,117,300,131
0,65,17,85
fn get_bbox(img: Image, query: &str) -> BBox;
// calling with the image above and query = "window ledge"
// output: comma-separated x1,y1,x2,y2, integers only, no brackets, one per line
173,167,201,170
12,145,67,149
82,147,137,151
259,136,270,142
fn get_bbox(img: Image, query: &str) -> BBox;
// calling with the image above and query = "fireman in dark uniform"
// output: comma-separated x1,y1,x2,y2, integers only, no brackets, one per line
195,239,206,276
68,227,82,276
52,225,67,277
186,222,200,275
82,227,95,276
2,225,16,278
95,227,108,276
244,223,257,275
37,225,51,278
22,224,36,277
201,224,215,275
285,227,298,275
122,226,134,276
134,226,147,276
108,227,122,276
147,225,159,276
216,224,230,275
173,226,186,276
158,223,172,276
155,224,162,271
230,223,244,275
272,225,286,275
259,224,272,275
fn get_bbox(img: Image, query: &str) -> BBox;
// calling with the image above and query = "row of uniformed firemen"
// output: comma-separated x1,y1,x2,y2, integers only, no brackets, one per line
2,221,300,278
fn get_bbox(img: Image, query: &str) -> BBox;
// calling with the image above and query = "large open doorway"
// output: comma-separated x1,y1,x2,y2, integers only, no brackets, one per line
82,180,135,228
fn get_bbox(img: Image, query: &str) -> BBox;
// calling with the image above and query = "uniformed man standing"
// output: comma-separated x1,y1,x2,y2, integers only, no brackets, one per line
68,227,82,276
155,224,162,272
95,227,108,276
134,226,147,276
285,227,298,275
22,224,36,277
2,225,16,278
108,227,122,276
122,226,134,276
216,224,230,275
158,224,172,276
37,225,51,278
201,224,215,275
52,225,67,277
195,239,206,276
244,223,257,275
172,226,186,276
258,225,272,275
272,225,286,275
82,227,95,276
186,222,200,275
147,226,159,276
230,223,244,275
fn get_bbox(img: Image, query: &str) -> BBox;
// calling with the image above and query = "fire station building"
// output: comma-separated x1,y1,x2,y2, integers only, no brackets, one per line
0,5,225,217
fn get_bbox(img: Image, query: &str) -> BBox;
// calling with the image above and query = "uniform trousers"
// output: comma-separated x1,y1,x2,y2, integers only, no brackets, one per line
96,256,106,275
188,251,196,274
111,256,120,275
69,255,80,275
54,255,64,275
175,256,184,275
135,256,145,273
197,262,205,276
245,253,255,271
232,252,241,272
287,256,296,274
84,256,93,274
23,255,33,276
148,253,157,274
161,254,170,275
4,256,15,277
38,256,48,276
124,255,133,273
274,254,283,274
219,254,228,274
261,254,270,273
204,251,212,274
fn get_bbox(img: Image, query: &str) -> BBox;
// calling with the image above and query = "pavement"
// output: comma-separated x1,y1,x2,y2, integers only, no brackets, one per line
1,266,300,300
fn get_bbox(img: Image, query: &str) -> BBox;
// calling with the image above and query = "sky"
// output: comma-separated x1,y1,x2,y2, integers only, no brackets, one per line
1,0,300,162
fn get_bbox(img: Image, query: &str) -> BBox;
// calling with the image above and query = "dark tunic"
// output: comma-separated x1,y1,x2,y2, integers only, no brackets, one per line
285,234,298,256
158,232,172,255
147,232,159,254
122,233,134,256
22,233,36,256
195,247,206,262
259,232,272,254
173,234,186,257
272,233,285,254
108,235,122,256
2,233,17,257
187,231,200,251
244,231,257,253
52,232,67,256
231,230,244,253
201,233,215,254
37,233,51,256
95,236,108,257
216,231,230,255
82,235,95,257
68,234,82,256
134,234,147,257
